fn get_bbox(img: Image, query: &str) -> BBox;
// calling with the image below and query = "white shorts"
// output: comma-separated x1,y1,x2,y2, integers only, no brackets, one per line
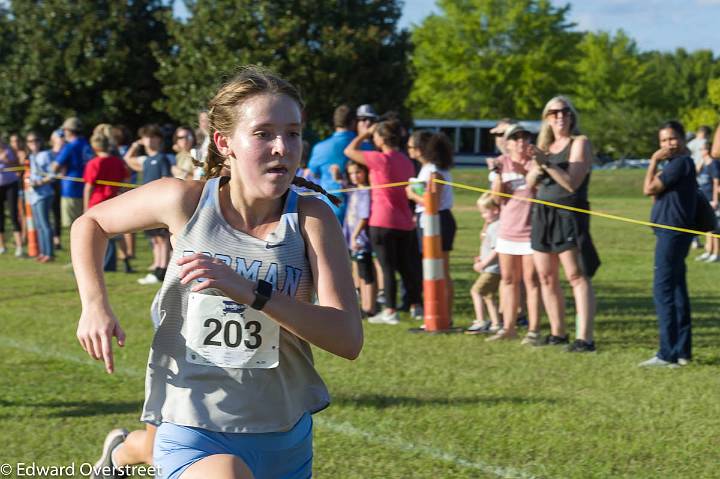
496,237,534,256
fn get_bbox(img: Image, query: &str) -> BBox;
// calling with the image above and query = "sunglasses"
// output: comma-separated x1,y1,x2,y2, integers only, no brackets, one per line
176,135,189,140
546,107,572,118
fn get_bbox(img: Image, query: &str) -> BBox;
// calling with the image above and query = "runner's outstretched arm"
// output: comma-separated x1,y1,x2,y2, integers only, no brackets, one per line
72,178,200,372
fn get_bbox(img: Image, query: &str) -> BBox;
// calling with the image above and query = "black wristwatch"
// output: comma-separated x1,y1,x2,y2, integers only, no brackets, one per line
250,279,273,310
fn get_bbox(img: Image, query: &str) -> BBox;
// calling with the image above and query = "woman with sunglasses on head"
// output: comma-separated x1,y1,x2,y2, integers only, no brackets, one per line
526,96,600,353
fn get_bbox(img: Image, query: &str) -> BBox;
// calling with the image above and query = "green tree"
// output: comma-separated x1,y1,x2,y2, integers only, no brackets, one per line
582,101,664,160
0,5,18,134
641,49,720,118
409,0,581,120
572,31,656,158
682,77,720,132
155,0,412,135
2,0,171,136
572,30,647,112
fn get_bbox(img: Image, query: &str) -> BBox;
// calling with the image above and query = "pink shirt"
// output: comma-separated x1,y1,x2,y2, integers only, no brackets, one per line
363,150,415,230
497,154,534,242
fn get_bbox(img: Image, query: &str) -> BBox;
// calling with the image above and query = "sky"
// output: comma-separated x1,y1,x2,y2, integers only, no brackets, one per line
170,1,718,53
399,0,719,53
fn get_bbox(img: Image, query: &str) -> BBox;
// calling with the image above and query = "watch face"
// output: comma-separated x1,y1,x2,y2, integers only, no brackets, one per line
256,279,273,298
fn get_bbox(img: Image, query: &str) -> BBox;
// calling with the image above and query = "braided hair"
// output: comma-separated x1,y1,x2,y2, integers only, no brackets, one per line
202,65,340,206
292,176,342,206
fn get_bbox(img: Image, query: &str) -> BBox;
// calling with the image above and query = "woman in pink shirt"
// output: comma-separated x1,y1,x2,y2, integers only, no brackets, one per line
487,124,542,344
345,119,422,325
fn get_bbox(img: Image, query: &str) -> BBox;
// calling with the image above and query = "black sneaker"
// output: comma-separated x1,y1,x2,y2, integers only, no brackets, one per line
544,334,569,345
92,428,128,479
517,313,529,327
566,339,596,353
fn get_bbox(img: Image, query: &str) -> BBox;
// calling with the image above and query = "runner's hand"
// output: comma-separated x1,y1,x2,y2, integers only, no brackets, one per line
77,307,125,374
177,253,254,303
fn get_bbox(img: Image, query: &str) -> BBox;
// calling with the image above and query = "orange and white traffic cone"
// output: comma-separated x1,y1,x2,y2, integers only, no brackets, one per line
23,165,39,258
421,178,451,331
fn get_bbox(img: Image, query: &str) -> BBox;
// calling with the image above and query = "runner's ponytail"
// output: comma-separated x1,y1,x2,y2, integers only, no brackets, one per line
292,176,342,206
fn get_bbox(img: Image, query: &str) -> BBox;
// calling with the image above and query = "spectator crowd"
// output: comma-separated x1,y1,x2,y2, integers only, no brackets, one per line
2,95,719,365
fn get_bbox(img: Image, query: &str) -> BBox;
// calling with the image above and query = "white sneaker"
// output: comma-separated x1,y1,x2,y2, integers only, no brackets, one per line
137,273,160,285
678,358,691,366
368,310,399,325
705,254,719,263
410,305,424,320
638,356,679,368
0,246,5,254
15,246,23,257
695,252,711,261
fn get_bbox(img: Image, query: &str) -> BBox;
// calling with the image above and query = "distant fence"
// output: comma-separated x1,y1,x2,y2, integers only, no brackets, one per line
593,159,650,170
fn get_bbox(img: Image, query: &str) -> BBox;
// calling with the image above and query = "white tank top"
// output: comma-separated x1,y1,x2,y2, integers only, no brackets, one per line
415,163,454,213
141,177,330,433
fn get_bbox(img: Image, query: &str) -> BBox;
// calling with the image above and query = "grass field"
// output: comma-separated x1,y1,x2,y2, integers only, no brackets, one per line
1,169,719,478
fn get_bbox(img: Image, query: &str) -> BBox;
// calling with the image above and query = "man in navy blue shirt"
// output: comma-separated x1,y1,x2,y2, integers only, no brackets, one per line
307,105,359,225
51,117,93,227
640,121,696,368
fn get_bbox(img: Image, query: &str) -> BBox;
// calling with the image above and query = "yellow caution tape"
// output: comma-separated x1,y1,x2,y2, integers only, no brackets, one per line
5,164,715,238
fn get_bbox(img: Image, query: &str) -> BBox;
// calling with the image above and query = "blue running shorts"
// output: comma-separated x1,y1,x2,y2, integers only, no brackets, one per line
153,413,312,479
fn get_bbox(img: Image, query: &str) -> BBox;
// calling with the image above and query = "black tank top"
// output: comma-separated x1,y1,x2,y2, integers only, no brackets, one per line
535,139,590,207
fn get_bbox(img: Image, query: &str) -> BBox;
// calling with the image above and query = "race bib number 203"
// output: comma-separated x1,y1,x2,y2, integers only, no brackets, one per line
186,293,280,369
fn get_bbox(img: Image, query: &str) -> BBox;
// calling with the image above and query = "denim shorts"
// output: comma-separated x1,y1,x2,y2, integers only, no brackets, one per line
153,413,313,479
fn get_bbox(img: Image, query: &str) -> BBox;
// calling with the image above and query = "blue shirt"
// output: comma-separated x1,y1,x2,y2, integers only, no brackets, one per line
55,137,93,198
651,155,697,230
28,150,56,205
142,153,172,184
308,130,356,195
307,131,357,223
696,159,720,201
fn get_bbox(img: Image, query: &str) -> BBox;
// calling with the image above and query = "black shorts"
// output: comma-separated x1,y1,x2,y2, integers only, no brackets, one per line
439,209,457,251
531,203,578,253
351,250,375,283
531,203,601,277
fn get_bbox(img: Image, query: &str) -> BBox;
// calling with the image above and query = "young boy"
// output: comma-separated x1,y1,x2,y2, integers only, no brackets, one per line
466,193,501,334
124,124,173,284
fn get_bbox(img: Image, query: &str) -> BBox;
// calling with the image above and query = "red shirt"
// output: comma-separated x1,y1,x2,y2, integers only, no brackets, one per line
83,155,129,209
362,150,415,230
